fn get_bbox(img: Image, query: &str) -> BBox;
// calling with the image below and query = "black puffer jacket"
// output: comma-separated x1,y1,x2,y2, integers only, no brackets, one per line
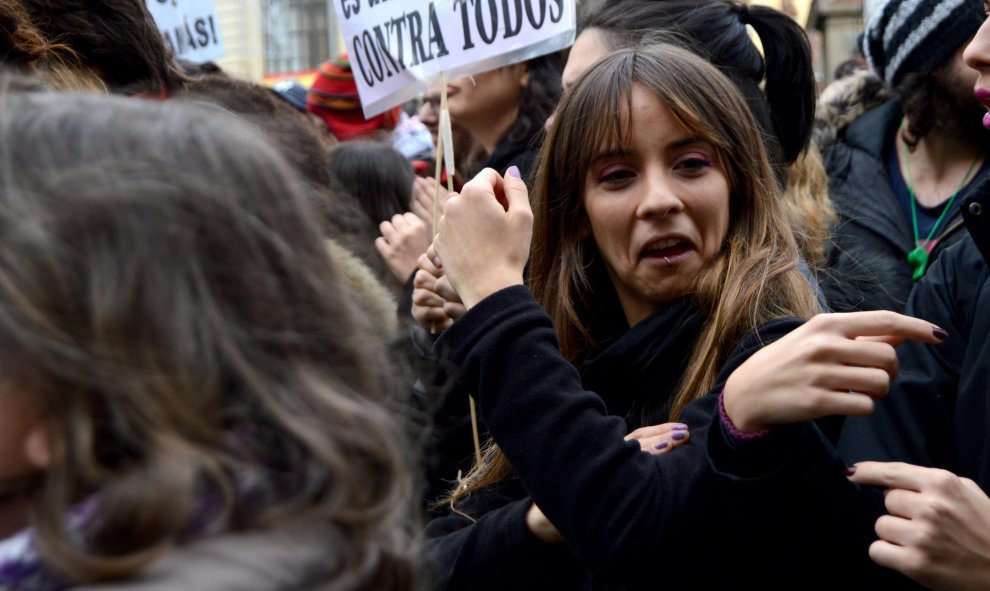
822,99,971,312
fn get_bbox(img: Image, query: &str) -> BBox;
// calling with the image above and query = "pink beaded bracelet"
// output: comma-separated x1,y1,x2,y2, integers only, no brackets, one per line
718,390,772,442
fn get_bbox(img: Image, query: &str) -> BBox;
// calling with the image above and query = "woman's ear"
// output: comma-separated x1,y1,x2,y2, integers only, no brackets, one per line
515,62,530,89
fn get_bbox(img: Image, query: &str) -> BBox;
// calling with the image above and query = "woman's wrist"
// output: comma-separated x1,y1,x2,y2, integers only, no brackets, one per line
719,388,771,441
525,503,564,544
460,273,525,309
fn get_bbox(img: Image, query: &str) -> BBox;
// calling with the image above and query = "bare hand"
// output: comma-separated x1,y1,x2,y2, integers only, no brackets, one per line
723,311,945,433
410,176,452,236
625,422,690,456
432,167,532,309
849,462,990,590
375,212,431,284
411,253,465,332
525,503,564,543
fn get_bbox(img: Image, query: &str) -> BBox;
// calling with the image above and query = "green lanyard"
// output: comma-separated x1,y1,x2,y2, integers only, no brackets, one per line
902,134,981,281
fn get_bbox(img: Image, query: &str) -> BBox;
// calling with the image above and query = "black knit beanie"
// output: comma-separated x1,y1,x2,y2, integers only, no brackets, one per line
863,0,983,88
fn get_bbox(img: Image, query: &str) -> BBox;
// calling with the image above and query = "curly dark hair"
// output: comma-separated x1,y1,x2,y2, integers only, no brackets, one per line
898,57,990,150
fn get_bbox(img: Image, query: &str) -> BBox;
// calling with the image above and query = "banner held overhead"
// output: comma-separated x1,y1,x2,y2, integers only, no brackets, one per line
334,0,575,118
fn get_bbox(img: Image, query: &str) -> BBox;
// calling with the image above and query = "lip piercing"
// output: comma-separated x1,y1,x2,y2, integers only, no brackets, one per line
663,256,672,267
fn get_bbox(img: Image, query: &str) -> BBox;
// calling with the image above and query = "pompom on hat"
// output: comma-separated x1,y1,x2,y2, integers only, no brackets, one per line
862,0,983,89
306,53,401,141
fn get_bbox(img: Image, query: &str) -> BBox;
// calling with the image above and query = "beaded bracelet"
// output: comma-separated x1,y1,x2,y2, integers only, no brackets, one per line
718,389,772,443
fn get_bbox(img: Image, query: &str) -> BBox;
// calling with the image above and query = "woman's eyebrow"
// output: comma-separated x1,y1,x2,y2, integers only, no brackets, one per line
665,135,707,150
589,149,630,167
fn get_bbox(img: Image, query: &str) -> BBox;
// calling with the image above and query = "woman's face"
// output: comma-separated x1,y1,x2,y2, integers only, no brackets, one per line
582,84,731,327
417,93,440,144
446,64,527,131
963,3,990,128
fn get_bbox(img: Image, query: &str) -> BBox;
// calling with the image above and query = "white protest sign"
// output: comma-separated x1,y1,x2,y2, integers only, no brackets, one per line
334,0,575,117
146,0,225,63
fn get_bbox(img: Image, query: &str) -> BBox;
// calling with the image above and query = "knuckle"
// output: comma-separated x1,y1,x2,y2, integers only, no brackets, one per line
930,469,956,490
875,310,899,333
807,313,831,329
804,335,834,358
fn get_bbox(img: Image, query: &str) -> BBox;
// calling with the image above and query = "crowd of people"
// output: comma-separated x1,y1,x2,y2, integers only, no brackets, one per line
1,0,990,589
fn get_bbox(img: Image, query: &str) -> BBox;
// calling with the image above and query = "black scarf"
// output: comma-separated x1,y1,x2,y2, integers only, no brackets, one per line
580,297,704,429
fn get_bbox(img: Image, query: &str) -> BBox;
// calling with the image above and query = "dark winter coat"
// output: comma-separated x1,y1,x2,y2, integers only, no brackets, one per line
427,288,903,589
822,99,970,313
838,174,990,490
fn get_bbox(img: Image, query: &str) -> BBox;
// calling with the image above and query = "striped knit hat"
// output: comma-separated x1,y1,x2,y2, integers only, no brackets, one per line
306,53,401,141
863,0,983,89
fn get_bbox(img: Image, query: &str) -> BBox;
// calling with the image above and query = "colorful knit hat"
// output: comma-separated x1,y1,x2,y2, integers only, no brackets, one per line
862,0,983,89
306,53,401,141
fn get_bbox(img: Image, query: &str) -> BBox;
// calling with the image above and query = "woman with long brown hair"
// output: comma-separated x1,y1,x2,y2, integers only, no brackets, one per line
0,82,415,590
423,44,940,589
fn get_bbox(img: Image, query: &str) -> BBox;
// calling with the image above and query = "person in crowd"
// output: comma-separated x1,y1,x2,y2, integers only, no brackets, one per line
19,0,187,95
555,0,835,290
328,140,416,230
445,53,562,183
177,73,399,297
823,0,989,313
422,44,940,589
324,140,431,290
412,92,484,189
0,82,416,590
306,54,403,143
826,6,990,587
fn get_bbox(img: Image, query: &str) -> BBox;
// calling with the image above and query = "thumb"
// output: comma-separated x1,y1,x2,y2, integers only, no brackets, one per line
503,165,531,214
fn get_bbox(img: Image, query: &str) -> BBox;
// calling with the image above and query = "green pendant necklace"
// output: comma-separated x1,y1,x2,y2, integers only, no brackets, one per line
902,128,981,281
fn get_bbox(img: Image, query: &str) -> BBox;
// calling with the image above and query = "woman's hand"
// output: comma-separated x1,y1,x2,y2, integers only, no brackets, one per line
410,176,453,236
625,422,690,456
411,253,466,333
722,311,946,433
526,503,564,544
375,212,431,284
848,462,990,591
431,167,532,309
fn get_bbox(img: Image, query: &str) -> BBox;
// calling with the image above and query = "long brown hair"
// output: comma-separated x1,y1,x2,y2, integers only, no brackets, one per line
452,44,819,505
0,86,415,588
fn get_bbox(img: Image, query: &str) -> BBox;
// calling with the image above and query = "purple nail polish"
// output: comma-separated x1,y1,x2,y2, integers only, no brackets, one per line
671,431,686,441
933,327,949,342
672,424,688,431
506,165,521,179
844,466,857,476
654,441,669,450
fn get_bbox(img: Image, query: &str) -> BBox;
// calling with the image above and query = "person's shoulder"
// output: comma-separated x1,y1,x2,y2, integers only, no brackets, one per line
815,71,892,153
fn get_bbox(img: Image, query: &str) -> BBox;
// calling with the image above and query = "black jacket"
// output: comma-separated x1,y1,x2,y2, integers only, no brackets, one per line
682,178,990,591
823,100,970,313
428,288,897,589
838,174,990,490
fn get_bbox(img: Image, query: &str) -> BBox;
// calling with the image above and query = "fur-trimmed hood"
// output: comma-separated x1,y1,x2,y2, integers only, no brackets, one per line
813,70,891,153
